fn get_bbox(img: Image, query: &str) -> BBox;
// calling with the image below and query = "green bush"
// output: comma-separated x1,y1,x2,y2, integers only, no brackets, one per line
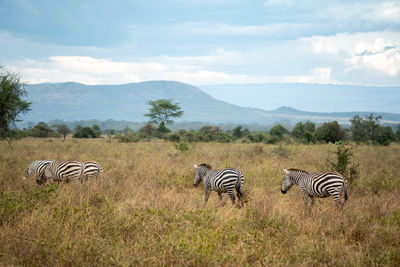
315,121,346,143
326,142,358,184
73,125,101,138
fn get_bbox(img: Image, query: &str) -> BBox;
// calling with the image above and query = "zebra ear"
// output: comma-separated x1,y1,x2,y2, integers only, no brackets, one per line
283,168,289,174
194,164,198,169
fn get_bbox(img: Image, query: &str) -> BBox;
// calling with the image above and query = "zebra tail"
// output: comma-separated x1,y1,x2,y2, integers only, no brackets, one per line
344,182,348,202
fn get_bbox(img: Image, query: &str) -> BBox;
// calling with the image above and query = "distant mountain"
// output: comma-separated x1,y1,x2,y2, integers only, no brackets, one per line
200,83,400,114
20,81,400,128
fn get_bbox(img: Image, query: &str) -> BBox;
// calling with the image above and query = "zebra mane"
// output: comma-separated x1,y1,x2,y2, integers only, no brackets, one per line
199,163,212,169
288,168,309,174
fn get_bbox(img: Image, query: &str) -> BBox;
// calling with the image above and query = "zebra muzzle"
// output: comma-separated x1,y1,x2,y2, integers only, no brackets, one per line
281,189,287,194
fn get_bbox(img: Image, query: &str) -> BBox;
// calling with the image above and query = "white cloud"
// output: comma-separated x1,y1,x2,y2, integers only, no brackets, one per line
368,1,400,23
14,55,249,85
348,38,400,76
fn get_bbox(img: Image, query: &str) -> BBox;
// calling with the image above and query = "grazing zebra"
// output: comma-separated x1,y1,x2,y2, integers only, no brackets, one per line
83,161,103,180
37,161,85,185
25,160,54,179
193,163,244,207
281,168,348,209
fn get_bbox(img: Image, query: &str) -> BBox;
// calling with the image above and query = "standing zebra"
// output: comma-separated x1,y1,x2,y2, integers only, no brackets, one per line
83,161,103,180
38,161,85,185
24,160,54,179
193,163,244,207
281,168,348,209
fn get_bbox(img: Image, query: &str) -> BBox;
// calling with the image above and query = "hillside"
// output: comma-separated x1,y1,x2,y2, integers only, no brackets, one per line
21,81,400,126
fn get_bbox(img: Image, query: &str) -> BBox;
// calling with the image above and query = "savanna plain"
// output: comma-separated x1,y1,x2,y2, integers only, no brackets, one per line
0,138,399,266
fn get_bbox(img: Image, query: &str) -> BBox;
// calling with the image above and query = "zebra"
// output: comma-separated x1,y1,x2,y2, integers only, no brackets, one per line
281,168,348,210
24,160,54,180
37,161,85,185
83,161,103,180
193,163,244,208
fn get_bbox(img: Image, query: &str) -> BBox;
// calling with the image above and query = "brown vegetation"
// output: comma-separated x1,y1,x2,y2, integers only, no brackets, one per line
0,138,399,266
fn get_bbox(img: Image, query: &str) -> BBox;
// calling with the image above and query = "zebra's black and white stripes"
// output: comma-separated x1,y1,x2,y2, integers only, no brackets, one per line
194,163,244,207
38,161,85,185
25,160,54,179
26,160,103,185
281,168,348,209
83,161,103,180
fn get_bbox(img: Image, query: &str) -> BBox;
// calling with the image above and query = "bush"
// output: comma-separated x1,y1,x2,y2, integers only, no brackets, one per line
174,140,189,152
326,142,359,184
73,125,101,138
291,121,315,144
375,126,395,146
263,133,280,144
269,124,288,140
115,132,141,143
315,121,346,143
28,122,59,138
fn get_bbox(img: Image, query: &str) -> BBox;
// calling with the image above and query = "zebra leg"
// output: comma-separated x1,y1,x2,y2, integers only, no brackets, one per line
204,188,211,205
332,192,344,209
227,190,236,205
218,192,223,201
310,196,315,209
236,187,243,208
301,192,310,210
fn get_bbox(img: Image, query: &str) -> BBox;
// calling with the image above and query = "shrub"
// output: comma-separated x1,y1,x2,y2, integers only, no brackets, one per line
291,121,315,144
28,122,59,138
326,142,359,184
174,140,189,152
73,126,101,138
269,124,288,140
315,121,346,143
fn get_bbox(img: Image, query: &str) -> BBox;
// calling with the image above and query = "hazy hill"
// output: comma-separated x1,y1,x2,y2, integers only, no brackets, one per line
20,81,400,127
200,83,400,114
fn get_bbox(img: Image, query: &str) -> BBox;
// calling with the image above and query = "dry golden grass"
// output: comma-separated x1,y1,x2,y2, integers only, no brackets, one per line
0,138,399,266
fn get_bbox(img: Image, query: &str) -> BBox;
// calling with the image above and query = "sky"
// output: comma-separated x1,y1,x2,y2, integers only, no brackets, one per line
0,0,400,87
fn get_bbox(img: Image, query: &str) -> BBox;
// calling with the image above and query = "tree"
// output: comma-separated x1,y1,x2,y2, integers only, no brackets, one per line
350,114,381,142
57,124,71,141
375,126,395,146
233,126,243,139
73,125,101,138
315,121,346,143
139,123,157,136
396,124,400,142
29,122,58,138
291,121,315,144
0,66,31,142
349,114,393,145
269,124,289,139
144,99,183,131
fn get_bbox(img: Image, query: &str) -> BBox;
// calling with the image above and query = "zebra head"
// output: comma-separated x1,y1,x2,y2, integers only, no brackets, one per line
193,163,211,187
281,168,294,194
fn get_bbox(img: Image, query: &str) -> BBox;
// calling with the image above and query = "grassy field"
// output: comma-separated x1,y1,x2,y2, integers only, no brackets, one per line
0,138,399,266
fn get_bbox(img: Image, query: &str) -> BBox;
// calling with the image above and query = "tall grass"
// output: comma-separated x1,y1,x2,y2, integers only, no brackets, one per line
0,138,399,266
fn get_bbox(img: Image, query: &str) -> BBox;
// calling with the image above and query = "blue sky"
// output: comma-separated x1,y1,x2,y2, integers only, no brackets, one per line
1,0,400,86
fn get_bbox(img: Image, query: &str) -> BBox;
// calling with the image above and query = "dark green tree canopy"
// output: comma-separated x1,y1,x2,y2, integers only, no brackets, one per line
269,124,288,139
29,122,58,138
73,125,101,138
315,121,346,143
145,99,183,127
291,121,315,144
0,66,31,140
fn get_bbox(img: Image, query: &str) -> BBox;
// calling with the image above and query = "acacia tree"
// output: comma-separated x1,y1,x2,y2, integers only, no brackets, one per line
57,124,71,141
144,99,183,133
0,66,31,143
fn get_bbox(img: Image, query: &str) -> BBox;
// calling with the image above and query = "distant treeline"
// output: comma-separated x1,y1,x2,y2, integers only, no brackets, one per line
10,114,400,146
